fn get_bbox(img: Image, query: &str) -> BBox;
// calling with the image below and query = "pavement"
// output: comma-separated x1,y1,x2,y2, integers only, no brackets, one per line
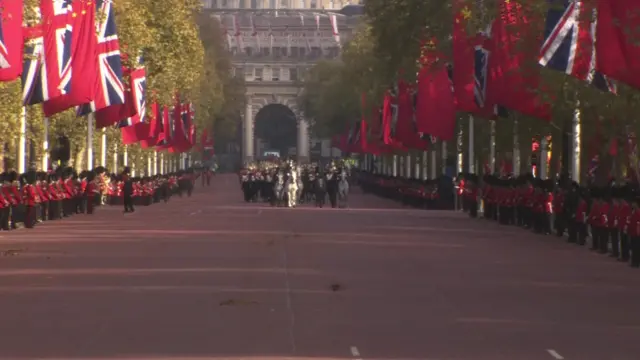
0,174,639,359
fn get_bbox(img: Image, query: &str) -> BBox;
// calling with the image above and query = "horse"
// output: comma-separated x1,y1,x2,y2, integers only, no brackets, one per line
271,171,285,207
295,166,304,204
337,168,349,208
285,167,299,208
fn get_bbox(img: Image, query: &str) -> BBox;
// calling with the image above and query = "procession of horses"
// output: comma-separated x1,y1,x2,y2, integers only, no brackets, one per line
238,160,350,208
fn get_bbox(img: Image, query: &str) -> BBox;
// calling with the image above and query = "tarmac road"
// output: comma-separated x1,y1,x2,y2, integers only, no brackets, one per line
0,174,639,359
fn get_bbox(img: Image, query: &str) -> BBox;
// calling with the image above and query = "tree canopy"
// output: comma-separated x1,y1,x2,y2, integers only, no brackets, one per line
0,1,244,170
299,0,640,177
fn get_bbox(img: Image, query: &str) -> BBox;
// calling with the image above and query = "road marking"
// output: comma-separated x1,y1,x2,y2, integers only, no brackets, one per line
547,349,564,359
350,346,362,359
189,210,202,216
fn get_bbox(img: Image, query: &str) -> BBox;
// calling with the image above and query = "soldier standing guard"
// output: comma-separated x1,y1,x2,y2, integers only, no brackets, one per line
608,187,621,258
122,167,135,213
22,170,39,229
628,194,640,268
85,171,99,214
618,187,632,262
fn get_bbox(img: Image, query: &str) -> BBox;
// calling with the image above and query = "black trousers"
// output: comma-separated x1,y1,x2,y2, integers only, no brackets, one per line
123,194,135,212
609,228,619,256
631,236,640,267
621,233,630,261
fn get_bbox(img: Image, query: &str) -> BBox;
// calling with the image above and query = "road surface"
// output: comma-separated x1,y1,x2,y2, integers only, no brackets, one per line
0,174,639,359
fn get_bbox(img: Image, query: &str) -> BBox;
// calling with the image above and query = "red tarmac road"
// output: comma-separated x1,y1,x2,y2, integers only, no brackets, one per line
0,174,639,359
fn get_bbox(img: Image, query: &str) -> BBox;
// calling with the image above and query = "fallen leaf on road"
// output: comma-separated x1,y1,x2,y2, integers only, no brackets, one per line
330,283,343,292
2,248,27,257
266,240,275,246
219,299,259,306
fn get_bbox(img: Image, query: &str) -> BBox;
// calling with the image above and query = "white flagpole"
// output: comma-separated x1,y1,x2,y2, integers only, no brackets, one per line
153,151,158,175
123,145,128,166
100,128,107,166
87,113,94,170
160,152,164,174
113,143,119,172
18,106,26,173
42,117,49,171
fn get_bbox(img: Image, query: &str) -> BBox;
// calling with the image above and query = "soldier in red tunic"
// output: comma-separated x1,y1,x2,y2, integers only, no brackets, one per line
85,171,99,214
588,188,605,251
35,172,48,222
0,173,10,230
22,170,39,229
627,194,640,268
607,187,621,258
618,187,632,261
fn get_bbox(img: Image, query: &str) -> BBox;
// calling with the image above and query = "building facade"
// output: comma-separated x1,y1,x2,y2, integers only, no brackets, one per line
203,1,362,162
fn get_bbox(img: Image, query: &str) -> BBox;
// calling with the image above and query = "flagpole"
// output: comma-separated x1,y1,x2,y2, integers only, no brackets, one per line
18,106,27,173
422,150,428,180
153,151,158,175
490,120,496,174
100,128,107,166
87,113,94,170
540,136,548,179
571,103,581,183
468,115,475,174
123,145,128,167
113,143,118,172
147,154,151,176
42,117,49,171
513,119,520,176
431,146,437,179
441,141,447,176
160,152,164,174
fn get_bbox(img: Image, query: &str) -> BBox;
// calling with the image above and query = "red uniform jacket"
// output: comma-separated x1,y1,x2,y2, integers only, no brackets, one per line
608,203,620,229
36,183,48,202
576,199,588,223
627,209,640,237
21,185,39,206
618,202,631,232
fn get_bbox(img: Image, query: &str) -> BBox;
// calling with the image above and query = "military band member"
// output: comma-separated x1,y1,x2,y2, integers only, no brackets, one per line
628,195,640,268
608,188,621,258
618,189,632,262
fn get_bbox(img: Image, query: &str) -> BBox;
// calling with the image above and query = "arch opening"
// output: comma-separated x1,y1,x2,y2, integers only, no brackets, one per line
254,103,297,158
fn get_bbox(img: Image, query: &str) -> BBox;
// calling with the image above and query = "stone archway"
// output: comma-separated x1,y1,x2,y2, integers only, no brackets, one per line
254,103,297,158
243,93,310,163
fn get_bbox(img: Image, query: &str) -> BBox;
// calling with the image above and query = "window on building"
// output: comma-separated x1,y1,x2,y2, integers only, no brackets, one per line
273,46,281,57
244,66,253,79
251,0,257,8
310,0,317,8
255,68,263,81
299,46,306,57
290,68,298,81
291,46,299,58
272,68,280,81
222,0,228,7
235,66,244,78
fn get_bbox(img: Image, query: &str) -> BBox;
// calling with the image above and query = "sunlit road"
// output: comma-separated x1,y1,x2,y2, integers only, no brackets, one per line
0,174,639,359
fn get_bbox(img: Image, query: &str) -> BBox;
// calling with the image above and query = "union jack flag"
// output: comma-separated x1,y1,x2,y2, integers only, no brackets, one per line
0,5,9,69
118,58,146,128
539,0,616,93
474,27,509,118
22,0,73,105
77,0,124,115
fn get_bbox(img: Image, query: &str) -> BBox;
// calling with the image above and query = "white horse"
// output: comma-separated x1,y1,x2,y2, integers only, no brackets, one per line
285,167,299,208
337,168,349,208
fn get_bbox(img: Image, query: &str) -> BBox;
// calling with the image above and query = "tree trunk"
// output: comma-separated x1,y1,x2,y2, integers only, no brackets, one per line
74,144,86,170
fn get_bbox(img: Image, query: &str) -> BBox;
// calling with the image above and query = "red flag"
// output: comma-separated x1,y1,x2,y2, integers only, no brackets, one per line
452,0,477,112
415,65,456,141
485,0,551,121
43,0,98,116
121,123,150,145
0,0,23,81
596,0,640,89
396,81,429,150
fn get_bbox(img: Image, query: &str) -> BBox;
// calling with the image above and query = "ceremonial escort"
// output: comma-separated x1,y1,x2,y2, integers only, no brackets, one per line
238,159,350,209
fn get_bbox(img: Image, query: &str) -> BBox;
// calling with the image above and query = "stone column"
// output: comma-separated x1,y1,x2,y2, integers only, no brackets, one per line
297,117,310,163
243,99,254,163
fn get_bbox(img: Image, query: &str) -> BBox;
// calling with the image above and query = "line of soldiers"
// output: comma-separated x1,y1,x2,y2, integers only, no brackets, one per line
355,170,454,209
0,165,211,230
460,173,640,268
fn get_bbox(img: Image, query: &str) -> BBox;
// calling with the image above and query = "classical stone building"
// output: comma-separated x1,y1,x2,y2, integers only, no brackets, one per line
203,0,362,162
